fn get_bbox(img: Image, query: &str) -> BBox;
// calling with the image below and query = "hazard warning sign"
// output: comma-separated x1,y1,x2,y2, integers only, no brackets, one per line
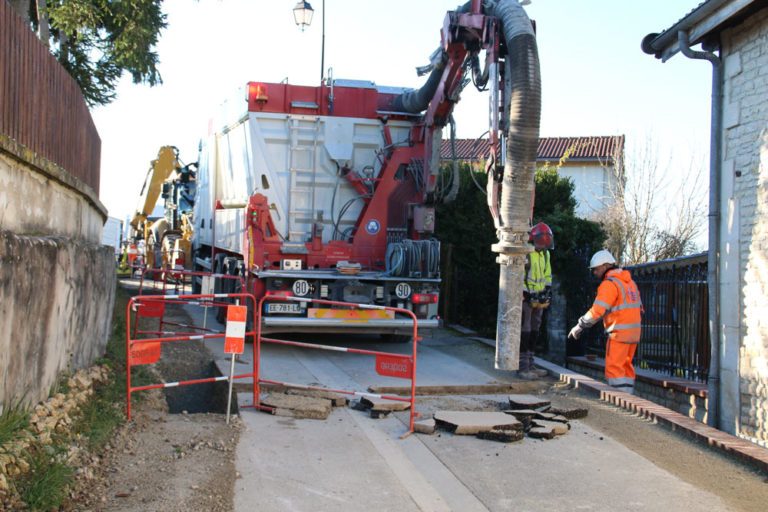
225,305,247,354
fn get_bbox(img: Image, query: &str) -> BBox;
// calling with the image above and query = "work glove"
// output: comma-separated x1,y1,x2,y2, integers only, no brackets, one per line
568,324,582,340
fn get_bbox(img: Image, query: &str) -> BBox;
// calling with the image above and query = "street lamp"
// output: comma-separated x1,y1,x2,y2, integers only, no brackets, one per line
292,0,325,83
292,1,313,30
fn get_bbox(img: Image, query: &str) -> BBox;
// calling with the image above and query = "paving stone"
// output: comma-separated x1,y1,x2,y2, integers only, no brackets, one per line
413,418,436,435
360,396,411,411
434,411,523,435
502,409,536,429
508,394,551,410
532,419,570,435
528,426,556,439
285,388,349,407
549,406,588,419
476,428,524,443
260,393,332,420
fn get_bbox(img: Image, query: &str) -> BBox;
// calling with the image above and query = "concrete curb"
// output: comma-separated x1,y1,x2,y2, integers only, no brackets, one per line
466,333,768,475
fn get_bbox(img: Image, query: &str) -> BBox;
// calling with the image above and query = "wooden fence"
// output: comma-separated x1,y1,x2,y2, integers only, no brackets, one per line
0,0,100,193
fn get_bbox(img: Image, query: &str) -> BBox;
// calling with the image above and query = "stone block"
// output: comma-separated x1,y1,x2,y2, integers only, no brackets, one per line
359,396,410,411
549,407,588,420
261,392,332,420
434,411,523,435
476,428,524,443
532,419,569,435
507,394,551,410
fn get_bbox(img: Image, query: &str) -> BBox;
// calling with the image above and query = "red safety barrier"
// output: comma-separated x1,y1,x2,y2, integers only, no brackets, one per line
133,269,248,341
136,267,246,296
125,292,258,420
254,295,421,435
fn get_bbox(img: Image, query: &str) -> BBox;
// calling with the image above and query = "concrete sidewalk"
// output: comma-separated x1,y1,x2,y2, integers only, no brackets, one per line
467,334,768,475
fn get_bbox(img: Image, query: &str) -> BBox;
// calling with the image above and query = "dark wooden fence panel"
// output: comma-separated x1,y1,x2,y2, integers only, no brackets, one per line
0,1,100,193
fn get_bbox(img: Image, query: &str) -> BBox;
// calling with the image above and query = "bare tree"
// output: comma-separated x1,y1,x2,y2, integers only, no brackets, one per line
592,136,707,265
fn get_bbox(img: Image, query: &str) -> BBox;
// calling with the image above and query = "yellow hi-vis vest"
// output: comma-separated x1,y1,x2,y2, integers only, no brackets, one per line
524,250,551,293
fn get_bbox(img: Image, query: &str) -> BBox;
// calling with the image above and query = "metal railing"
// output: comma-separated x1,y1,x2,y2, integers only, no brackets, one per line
570,252,710,383
0,2,100,192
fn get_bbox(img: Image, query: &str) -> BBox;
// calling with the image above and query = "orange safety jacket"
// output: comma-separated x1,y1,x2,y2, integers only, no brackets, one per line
582,268,643,343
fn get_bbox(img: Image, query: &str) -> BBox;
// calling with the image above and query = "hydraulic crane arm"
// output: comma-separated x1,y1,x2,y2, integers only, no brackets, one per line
392,0,541,370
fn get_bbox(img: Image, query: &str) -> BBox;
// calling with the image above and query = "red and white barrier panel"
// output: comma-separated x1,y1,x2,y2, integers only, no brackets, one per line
254,295,420,435
125,292,258,420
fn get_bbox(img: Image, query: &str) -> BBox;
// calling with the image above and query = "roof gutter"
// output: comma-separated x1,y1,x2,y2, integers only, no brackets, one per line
676,29,723,431
641,0,756,61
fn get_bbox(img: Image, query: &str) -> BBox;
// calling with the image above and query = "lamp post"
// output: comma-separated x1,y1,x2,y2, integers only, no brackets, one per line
293,0,325,83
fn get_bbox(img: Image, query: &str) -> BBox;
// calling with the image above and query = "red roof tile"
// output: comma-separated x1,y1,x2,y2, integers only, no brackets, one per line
440,135,624,163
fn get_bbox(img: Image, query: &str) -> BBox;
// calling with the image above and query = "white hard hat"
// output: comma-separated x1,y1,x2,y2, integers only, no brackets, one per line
589,250,616,269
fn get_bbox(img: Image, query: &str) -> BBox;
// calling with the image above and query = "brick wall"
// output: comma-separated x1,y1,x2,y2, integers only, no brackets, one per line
721,7,768,446
567,359,708,423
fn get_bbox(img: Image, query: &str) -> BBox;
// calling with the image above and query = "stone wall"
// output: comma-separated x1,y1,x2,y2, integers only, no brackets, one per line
0,138,104,243
720,7,768,447
0,144,115,408
0,231,115,406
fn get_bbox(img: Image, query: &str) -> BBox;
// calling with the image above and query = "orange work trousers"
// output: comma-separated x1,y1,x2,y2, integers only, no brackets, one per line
605,339,637,390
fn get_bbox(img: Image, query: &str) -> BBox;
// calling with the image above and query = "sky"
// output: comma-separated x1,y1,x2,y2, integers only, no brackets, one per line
92,0,712,234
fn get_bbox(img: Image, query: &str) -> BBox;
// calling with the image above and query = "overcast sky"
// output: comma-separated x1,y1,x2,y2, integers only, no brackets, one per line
92,0,711,230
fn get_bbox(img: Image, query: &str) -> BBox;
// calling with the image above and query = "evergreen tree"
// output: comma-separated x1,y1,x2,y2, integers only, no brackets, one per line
10,0,166,106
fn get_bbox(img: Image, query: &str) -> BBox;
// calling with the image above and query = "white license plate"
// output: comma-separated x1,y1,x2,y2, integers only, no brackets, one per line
266,302,303,314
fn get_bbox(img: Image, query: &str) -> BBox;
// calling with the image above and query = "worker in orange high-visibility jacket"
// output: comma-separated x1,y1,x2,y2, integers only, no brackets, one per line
568,250,643,394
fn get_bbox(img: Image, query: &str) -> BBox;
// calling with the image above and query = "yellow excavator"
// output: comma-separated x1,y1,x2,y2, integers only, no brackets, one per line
130,146,197,273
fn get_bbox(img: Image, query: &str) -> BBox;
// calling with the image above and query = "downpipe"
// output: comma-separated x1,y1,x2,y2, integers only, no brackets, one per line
678,30,722,429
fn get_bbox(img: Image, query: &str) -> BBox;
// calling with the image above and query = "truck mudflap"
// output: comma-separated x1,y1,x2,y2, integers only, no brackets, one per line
261,317,440,335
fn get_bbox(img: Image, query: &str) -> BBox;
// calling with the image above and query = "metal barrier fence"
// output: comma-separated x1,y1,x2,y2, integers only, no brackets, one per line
572,253,710,383
125,292,258,420
255,295,421,436
0,2,101,191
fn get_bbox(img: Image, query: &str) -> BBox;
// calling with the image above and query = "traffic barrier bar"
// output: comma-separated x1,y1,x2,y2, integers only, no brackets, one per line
134,269,246,337
254,295,420,434
125,292,258,420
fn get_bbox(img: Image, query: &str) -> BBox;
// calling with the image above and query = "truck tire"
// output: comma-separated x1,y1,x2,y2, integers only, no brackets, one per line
191,249,202,294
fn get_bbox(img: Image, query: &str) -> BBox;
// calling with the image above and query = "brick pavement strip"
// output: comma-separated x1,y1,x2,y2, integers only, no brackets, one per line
534,356,768,474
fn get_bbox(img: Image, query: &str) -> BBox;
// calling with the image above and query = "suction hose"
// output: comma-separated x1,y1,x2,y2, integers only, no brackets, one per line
487,0,541,371
391,0,541,370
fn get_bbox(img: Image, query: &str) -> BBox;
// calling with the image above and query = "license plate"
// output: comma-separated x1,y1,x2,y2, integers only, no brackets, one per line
266,302,303,314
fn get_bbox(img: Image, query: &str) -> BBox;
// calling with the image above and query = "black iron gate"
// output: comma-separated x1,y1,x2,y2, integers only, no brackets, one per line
567,252,710,383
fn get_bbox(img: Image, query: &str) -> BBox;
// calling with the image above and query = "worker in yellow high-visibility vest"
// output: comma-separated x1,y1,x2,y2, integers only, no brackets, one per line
519,222,553,380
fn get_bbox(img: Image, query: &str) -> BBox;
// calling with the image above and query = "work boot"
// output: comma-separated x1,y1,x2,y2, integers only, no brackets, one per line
527,351,547,376
517,370,540,380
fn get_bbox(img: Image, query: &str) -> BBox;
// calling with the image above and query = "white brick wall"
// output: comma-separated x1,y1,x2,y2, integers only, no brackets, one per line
721,7,768,444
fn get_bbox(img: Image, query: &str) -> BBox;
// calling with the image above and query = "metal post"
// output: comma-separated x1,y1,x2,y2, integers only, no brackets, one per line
226,298,240,425
320,0,325,82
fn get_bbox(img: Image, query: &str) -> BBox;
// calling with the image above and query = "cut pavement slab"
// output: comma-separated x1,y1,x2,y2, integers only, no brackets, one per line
434,411,523,435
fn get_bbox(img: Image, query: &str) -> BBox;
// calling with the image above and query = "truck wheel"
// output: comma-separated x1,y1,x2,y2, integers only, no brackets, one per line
191,249,202,294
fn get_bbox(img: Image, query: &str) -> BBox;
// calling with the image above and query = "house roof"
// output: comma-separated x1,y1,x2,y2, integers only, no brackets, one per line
440,135,624,163
642,0,762,62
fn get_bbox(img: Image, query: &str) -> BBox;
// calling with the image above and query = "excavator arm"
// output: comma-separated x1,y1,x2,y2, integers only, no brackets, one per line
130,146,182,231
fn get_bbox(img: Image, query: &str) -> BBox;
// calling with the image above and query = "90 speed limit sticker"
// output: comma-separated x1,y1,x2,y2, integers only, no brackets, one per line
395,282,411,299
